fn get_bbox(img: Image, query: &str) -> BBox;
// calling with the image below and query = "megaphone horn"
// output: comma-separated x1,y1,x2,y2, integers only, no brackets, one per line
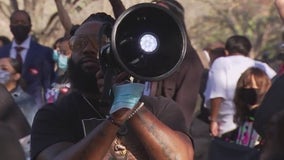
101,2,188,81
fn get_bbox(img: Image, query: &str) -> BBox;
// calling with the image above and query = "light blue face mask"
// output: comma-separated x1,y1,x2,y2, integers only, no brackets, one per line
58,54,68,71
53,50,59,61
0,69,11,84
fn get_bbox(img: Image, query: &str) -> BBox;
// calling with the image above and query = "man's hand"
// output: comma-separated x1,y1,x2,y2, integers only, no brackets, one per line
210,121,219,137
209,97,223,137
95,69,130,94
110,83,144,113
110,102,143,126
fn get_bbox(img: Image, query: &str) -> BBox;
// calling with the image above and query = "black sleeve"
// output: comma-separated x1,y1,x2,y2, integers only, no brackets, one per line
0,123,26,160
30,102,76,160
254,74,284,137
141,96,189,135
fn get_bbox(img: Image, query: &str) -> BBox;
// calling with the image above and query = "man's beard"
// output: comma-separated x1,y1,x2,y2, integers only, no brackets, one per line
67,59,100,94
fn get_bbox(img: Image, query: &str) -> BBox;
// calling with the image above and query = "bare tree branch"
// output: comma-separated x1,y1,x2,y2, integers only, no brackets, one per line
0,1,13,18
10,0,18,10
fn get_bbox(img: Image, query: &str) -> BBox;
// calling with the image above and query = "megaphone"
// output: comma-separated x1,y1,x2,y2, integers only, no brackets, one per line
100,2,187,81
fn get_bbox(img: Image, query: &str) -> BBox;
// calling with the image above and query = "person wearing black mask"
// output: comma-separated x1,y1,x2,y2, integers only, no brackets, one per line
0,10,55,109
10,20,30,44
220,67,271,148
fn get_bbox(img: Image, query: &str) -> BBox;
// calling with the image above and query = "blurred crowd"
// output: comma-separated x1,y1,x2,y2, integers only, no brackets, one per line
0,0,284,160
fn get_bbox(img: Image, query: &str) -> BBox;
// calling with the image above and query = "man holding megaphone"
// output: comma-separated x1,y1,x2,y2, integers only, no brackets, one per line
30,6,194,160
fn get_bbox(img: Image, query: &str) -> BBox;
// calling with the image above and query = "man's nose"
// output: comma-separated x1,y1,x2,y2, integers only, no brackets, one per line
82,41,99,57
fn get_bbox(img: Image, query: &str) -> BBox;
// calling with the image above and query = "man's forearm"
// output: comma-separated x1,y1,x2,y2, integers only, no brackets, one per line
38,120,120,160
209,98,222,136
128,106,194,160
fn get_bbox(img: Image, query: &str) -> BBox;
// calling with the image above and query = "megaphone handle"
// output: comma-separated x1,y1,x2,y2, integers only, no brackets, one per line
101,68,115,106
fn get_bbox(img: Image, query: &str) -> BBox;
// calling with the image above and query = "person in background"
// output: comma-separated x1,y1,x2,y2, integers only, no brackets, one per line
0,36,11,48
52,37,64,69
0,57,36,159
190,43,226,160
0,122,26,160
46,36,72,103
93,0,204,127
204,35,276,138
0,57,37,126
253,0,284,140
260,110,284,160
0,10,55,108
54,36,72,78
141,0,204,127
198,44,226,123
31,13,194,160
275,43,284,75
0,83,31,159
221,67,271,148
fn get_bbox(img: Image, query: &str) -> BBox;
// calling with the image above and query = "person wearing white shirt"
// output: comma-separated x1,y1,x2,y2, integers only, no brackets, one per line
204,35,276,137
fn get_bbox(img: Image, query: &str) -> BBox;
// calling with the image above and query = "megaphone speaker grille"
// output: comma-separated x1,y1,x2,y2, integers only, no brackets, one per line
112,3,187,81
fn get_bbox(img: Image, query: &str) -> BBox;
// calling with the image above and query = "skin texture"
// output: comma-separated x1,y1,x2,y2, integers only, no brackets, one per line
209,97,223,136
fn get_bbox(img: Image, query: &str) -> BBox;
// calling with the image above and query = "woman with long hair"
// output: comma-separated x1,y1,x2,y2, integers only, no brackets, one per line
222,67,272,148
234,67,272,126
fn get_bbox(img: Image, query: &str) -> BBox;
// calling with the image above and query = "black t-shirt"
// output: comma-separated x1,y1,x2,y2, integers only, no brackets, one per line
31,91,188,159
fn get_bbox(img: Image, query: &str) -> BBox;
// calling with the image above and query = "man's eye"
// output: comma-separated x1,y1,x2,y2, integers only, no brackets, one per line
73,40,87,50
